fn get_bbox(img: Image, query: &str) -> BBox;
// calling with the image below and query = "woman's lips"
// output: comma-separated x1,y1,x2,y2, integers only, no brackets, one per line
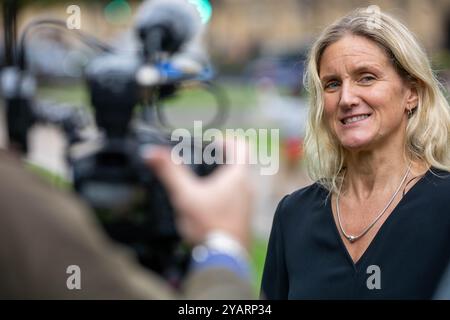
340,114,371,125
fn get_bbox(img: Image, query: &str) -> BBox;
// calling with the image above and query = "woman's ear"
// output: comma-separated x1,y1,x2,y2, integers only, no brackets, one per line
405,81,419,111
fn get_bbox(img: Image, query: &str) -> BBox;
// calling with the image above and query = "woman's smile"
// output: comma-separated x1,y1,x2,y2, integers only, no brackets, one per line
340,113,372,126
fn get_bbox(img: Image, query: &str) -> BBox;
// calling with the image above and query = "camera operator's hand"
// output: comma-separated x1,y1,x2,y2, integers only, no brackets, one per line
145,141,254,250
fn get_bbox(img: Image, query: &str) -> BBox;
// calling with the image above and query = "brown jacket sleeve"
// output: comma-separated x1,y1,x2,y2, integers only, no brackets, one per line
0,150,254,299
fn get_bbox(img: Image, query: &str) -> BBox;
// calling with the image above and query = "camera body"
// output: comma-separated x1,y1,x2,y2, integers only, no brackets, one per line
69,53,218,283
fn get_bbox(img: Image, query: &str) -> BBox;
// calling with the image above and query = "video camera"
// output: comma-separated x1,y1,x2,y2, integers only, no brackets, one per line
1,0,227,286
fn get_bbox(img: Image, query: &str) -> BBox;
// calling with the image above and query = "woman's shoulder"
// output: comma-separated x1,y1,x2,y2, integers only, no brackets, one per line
404,167,450,217
274,182,328,220
414,167,450,225
284,182,328,204
423,167,450,190
416,167,450,202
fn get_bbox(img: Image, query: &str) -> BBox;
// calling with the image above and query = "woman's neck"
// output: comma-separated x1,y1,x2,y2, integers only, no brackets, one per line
341,138,417,201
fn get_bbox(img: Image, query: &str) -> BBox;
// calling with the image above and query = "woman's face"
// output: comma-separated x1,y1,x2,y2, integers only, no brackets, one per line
319,35,417,151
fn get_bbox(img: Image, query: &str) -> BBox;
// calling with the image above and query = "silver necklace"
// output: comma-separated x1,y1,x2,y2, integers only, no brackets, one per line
336,163,411,243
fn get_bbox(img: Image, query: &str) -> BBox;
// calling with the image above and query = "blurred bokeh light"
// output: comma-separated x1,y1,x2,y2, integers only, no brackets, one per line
104,0,132,26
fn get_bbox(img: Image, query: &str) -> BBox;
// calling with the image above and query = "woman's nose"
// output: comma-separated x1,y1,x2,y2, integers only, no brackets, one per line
338,82,360,110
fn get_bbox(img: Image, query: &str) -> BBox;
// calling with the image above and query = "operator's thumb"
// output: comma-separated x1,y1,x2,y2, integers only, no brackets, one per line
143,147,195,195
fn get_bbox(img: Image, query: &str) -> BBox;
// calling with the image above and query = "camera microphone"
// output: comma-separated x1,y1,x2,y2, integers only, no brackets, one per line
135,0,203,60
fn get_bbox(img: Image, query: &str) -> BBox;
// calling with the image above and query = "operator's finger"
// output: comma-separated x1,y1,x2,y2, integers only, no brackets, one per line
224,136,251,166
142,147,196,195
206,136,251,181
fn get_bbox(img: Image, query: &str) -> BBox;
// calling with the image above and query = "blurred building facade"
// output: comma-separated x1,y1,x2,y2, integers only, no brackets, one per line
207,0,450,65
9,0,450,69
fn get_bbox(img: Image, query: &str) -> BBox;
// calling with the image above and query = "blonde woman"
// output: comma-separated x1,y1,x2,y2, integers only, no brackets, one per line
262,8,450,299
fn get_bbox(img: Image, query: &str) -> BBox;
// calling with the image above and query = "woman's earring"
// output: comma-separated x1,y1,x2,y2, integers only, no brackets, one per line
407,107,416,118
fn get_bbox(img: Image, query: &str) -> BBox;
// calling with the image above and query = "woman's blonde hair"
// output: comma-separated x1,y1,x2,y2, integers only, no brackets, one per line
303,8,450,194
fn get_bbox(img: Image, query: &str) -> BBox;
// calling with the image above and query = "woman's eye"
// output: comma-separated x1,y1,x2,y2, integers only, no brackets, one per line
324,81,340,90
359,75,376,83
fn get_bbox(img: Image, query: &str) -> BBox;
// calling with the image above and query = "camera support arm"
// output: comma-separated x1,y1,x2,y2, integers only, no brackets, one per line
3,0,18,67
1,0,36,154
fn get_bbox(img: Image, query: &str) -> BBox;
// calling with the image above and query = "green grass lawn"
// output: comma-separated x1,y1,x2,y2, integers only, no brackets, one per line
38,82,91,105
37,81,258,110
250,236,268,295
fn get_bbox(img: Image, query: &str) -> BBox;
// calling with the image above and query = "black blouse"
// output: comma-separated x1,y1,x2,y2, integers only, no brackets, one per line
261,168,450,299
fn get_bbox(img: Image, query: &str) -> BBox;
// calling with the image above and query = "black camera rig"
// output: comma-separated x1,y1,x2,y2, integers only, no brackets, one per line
1,0,228,286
